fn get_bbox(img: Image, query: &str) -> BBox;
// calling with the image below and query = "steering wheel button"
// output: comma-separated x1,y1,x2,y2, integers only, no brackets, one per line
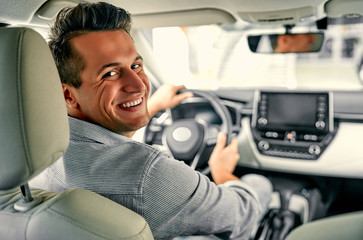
172,127,192,142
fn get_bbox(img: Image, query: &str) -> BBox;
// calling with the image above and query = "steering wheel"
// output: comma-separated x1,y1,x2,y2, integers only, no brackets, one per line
144,89,234,175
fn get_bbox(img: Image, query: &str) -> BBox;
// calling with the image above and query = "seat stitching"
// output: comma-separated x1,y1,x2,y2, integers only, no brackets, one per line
16,28,33,177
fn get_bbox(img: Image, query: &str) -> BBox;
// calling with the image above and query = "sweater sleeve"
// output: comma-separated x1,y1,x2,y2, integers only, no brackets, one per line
142,152,272,239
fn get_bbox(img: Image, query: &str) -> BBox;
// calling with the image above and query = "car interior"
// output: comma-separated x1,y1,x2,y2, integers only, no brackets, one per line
1,0,363,239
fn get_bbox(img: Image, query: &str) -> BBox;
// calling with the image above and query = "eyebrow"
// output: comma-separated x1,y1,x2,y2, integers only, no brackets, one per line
135,55,143,61
97,55,143,76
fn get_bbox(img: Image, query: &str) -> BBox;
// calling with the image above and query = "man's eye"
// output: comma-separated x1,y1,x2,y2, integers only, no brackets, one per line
102,71,118,79
131,63,141,70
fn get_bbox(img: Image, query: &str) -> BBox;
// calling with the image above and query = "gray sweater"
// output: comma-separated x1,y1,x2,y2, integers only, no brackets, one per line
31,117,272,239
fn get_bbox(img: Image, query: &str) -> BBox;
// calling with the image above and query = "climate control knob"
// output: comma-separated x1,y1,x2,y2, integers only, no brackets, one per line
308,145,321,155
258,140,270,151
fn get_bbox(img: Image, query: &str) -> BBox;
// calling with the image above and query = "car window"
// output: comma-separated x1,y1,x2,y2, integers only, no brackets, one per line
142,22,363,90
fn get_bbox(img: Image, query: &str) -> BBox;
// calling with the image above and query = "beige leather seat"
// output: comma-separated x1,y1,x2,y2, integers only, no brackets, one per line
0,27,153,240
286,211,363,240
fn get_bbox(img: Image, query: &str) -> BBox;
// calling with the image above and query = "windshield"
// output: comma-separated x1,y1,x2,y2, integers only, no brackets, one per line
143,22,363,91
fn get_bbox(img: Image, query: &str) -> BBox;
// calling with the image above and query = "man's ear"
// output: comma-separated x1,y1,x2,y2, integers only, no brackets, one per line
62,83,81,115
62,83,85,118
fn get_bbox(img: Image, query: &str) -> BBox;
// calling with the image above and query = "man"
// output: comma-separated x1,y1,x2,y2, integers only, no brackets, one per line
271,33,317,53
31,2,272,239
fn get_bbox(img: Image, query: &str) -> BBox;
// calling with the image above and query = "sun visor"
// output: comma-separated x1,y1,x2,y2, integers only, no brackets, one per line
326,0,363,18
132,8,236,29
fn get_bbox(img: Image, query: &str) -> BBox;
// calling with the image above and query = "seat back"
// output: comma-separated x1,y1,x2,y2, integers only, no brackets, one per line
0,27,153,240
285,211,363,240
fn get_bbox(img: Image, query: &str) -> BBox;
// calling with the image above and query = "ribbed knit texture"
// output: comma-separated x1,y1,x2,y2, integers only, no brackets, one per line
31,117,272,239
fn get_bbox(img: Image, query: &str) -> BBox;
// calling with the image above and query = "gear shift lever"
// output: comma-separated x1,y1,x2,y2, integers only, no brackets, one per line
279,189,292,210
270,190,301,240
253,190,302,240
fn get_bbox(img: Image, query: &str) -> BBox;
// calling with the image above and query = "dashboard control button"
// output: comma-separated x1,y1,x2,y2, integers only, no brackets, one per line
318,102,326,108
265,131,278,138
258,117,268,126
304,134,318,141
260,111,267,117
315,121,326,130
308,145,321,155
259,105,267,111
285,131,296,142
317,113,325,119
318,96,327,102
317,107,325,113
258,140,270,151
261,94,268,100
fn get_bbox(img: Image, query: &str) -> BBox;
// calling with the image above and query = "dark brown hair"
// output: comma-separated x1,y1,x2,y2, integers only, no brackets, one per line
48,2,132,87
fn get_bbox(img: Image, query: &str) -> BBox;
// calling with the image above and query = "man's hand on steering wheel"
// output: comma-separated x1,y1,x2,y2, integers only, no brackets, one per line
147,83,194,118
209,132,240,185
144,86,237,177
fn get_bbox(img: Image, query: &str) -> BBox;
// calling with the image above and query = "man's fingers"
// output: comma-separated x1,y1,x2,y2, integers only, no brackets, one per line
229,138,238,147
215,132,227,151
176,91,193,102
174,84,187,91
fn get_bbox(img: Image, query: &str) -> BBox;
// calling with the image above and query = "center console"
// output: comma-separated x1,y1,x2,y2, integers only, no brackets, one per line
251,91,335,160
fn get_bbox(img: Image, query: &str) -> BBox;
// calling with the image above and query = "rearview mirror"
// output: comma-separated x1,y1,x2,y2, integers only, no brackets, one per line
248,33,324,53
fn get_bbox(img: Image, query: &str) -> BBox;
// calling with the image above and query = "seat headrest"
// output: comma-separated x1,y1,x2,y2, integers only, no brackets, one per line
0,27,69,190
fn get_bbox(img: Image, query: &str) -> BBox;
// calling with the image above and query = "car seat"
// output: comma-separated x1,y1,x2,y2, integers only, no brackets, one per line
0,27,154,240
285,210,363,240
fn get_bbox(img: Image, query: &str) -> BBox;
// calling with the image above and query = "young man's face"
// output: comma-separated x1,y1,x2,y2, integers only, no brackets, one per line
68,30,150,136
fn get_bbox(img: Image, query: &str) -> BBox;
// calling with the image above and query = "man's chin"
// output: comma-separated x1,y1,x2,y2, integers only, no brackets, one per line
114,117,150,136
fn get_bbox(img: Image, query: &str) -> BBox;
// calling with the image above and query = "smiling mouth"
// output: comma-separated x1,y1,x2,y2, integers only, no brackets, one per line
119,98,143,108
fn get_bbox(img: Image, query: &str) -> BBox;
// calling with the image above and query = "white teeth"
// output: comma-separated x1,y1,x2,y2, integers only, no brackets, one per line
121,98,142,108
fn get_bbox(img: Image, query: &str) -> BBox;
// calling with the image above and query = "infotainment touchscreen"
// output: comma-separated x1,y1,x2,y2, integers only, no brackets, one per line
253,91,332,133
268,94,317,127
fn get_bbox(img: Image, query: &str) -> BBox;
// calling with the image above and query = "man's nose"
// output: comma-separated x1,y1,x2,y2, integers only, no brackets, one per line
121,69,145,93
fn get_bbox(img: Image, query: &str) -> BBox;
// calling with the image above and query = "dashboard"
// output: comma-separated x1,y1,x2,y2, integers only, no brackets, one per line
169,89,363,179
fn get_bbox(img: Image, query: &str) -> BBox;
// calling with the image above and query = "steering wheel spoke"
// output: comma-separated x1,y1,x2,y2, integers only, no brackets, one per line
144,111,172,145
205,124,220,146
